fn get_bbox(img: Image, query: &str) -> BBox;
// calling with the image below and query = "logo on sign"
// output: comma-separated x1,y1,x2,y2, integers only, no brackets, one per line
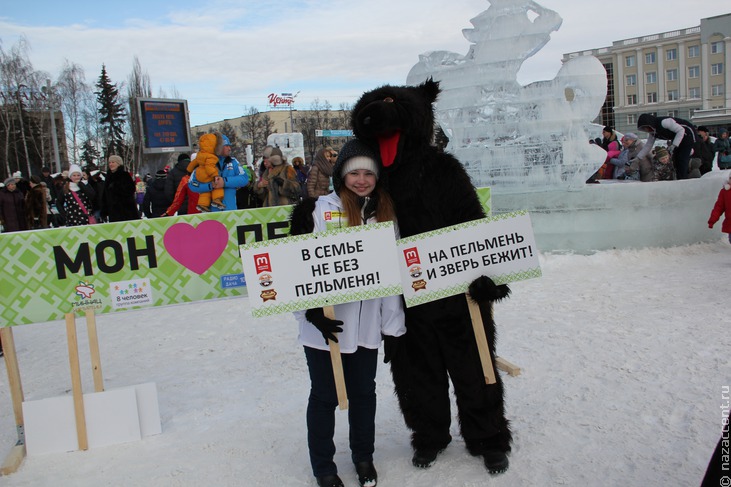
267,93,295,108
254,253,272,273
403,247,421,266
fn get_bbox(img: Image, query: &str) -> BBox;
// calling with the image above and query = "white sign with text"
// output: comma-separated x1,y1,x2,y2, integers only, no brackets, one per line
396,211,541,307
240,222,402,317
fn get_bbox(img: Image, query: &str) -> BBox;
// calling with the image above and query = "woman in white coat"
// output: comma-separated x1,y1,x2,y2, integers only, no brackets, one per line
289,139,405,487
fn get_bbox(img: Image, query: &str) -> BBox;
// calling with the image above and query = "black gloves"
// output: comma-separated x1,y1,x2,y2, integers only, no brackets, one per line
305,308,343,343
468,276,511,304
383,334,399,364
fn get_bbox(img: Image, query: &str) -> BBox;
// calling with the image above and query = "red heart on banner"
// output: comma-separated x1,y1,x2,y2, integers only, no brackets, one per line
163,220,229,275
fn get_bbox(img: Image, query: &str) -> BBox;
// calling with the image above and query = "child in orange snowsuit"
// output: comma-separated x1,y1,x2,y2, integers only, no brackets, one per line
187,133,225,211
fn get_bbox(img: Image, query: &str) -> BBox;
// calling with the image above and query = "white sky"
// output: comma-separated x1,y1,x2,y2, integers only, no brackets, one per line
1,1,729,126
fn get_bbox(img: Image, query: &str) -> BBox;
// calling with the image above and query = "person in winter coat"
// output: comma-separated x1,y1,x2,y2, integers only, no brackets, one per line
0,178,28,232
652,147,676,181
101,155,139,222
695,127,715,175
141,169,172,218
614,133,653,181
708,173,731,244
636,113,697,179
83,164,105,222
188,133,227,211
25,175,48,229
188,135,249,212
292,156,309,199
307,147,337,197
163,172,200,216
235,164,258,209
165,153,192,214
58,164,97,226
254,147,301,207
40,166,56,201
288,139,406,487
596,126,620,179
714,128,731,170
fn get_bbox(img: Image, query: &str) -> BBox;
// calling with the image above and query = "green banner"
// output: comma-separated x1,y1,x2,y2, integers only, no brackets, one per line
0,188,490,326
0,207,291,326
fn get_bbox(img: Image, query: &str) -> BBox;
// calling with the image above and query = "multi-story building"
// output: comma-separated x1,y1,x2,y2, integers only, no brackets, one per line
563,13,730,135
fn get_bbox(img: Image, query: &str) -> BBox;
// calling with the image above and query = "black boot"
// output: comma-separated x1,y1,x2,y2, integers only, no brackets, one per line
316,474,344,487
481,449,509,475
412,448,443,468
466,441,510,475
354,460,377,486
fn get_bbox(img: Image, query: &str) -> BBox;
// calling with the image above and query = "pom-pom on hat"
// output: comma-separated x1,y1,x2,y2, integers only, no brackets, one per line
332,139,379,193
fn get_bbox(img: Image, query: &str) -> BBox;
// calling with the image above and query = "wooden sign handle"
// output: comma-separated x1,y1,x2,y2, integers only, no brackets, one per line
65,313,88,450
323,306,348,410
84,310,104,392
1,326,27,476
465,294,497,385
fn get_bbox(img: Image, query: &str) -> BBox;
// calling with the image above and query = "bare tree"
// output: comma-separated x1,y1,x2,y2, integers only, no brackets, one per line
0,37,35,177
57,59,93,166
239,106,262,158
126,56,152,176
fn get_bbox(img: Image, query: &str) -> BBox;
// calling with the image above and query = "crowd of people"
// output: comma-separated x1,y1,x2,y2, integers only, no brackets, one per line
0,134,343,234
589,118,731,183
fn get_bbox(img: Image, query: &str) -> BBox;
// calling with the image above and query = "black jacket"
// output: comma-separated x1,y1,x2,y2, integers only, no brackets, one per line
142,177,171,218
165,159,190,214
101,167,139,222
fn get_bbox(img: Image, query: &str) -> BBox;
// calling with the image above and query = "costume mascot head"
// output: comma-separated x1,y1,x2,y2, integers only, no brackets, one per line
352,78,513,474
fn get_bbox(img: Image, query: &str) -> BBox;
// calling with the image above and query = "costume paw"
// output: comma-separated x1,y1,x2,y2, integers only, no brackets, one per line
468,276,511,304
288,197,317,236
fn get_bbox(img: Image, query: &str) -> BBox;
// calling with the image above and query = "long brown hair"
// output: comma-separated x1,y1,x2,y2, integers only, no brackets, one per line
339,184,395,227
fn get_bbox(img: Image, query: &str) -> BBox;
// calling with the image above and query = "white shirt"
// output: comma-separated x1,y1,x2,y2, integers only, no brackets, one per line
294,192,406,353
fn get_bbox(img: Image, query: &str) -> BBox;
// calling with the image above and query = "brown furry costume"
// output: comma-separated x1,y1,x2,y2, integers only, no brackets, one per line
351,79,513,474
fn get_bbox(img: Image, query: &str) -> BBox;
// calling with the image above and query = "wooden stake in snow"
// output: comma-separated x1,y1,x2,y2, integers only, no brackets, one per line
324,306,348,410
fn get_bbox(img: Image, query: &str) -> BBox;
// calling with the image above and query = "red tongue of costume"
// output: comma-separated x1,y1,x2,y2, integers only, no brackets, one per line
378,131,401,167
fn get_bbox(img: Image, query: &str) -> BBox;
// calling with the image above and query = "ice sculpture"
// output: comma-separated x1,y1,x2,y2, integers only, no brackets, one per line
405,0,724,252
406,0,608,194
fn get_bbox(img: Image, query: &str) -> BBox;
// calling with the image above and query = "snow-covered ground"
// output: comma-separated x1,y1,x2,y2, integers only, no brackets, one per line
1,238,729,486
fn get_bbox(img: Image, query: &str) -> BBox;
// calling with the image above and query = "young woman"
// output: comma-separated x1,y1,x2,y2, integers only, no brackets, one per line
58,164,97,226
289,139,405,487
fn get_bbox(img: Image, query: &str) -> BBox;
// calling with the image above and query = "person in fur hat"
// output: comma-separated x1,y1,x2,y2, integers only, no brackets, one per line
254,147,301,207
708,173,731,244
187,133,227,211
288,139,406,487
0,177,28,232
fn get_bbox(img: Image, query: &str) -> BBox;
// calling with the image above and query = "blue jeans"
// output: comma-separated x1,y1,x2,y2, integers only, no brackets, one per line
304,346,378,477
